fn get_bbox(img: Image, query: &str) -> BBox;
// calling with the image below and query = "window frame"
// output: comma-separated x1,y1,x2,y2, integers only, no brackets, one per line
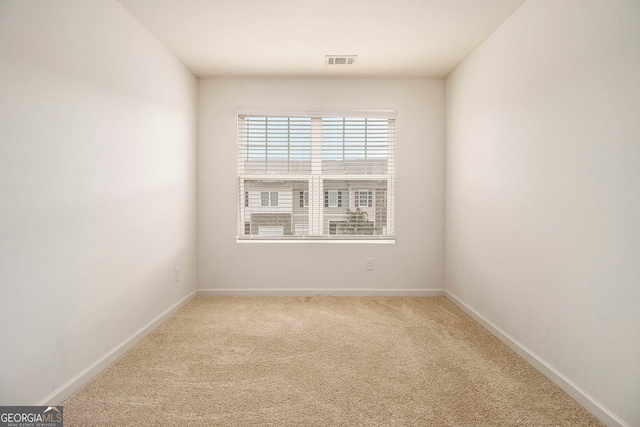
355,190,373,208
237,110,396,244
325,191,342,208
260,191,279,207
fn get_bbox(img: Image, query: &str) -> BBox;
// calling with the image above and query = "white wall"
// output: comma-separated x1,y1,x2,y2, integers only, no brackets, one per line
446,0,640,425
0,1,197,404
198,78,444,294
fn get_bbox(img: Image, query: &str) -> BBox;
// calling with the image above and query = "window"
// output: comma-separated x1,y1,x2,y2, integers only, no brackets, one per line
325,191,342,208
238,112,395,241
299,191,308,208
355,191,372,208
260,191,278,207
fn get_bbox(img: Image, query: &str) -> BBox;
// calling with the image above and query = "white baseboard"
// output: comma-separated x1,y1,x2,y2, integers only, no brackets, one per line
445,291,629,427
198,288,445,297
38,291,197,406
43,289,625,425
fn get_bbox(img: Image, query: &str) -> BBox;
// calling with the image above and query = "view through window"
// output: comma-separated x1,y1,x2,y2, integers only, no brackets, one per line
238,113,395,241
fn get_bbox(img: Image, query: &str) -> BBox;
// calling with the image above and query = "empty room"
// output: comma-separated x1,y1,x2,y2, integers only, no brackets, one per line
1,0,638,426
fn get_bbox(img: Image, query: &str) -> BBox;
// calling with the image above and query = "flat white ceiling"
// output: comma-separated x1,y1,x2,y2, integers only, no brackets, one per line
117,0,526,77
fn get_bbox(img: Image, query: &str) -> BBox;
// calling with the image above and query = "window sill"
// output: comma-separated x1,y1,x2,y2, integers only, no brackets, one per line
236,237,395,244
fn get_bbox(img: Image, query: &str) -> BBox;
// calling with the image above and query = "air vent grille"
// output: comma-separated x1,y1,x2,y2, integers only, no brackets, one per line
325,55,357,65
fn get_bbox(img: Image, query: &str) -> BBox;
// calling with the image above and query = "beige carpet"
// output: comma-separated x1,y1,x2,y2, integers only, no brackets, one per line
63,296,602,426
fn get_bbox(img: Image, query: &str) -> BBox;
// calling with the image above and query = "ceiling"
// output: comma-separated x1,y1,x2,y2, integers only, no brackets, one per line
117,0,526,78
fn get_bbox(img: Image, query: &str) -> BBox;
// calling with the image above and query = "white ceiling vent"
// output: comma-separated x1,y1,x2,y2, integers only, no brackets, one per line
325,55,357,65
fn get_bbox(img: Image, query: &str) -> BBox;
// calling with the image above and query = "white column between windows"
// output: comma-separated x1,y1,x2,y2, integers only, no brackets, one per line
309,118,323,236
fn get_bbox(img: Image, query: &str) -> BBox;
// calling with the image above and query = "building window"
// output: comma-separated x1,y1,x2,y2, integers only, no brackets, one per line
260,191,278,207
299,191,309,208
355,191,372,208
325,191,342,208
238,113,395,241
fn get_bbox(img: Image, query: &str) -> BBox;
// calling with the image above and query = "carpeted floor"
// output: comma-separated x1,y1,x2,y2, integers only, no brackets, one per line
62,296,602,426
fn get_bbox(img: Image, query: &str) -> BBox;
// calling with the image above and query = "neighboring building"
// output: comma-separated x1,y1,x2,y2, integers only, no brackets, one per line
243,180,387,237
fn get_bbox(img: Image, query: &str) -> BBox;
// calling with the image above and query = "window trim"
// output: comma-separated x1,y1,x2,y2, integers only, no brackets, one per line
235,108,397,120
237,235,395,244
238,110,396,244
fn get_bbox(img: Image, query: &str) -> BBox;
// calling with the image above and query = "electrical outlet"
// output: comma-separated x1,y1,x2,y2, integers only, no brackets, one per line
175,267,181,282
366,258,375,270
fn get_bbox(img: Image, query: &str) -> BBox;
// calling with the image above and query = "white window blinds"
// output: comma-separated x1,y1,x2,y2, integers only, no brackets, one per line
238,113,395,241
